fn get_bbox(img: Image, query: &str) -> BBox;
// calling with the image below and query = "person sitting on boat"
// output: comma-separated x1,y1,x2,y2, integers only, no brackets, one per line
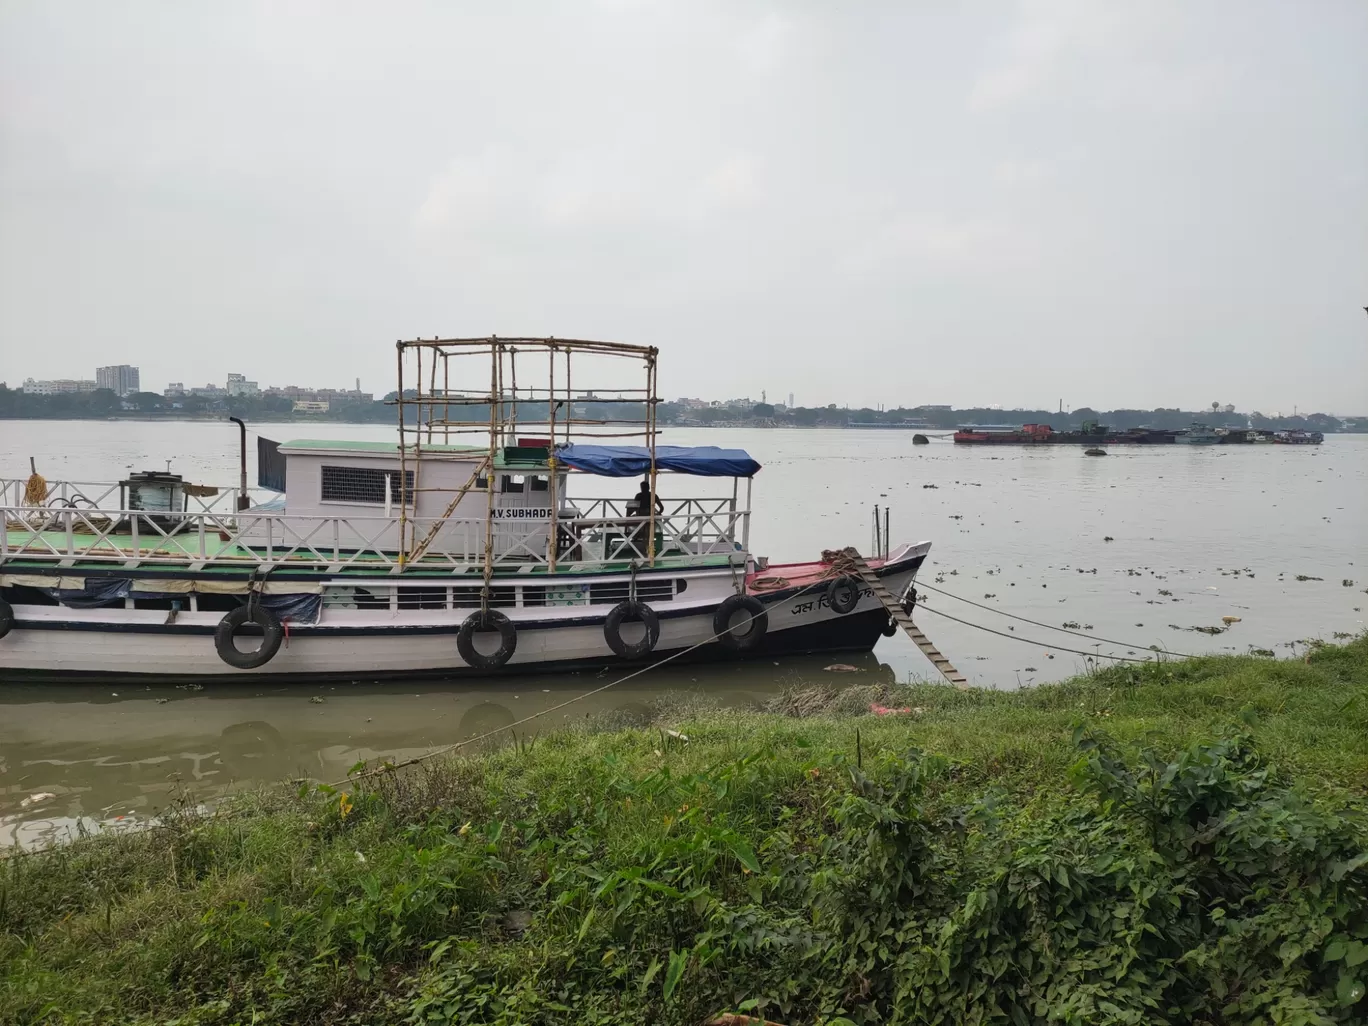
627,478,663,520
625,478,663,555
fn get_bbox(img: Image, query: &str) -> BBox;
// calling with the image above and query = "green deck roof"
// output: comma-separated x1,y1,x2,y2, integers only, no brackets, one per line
278,439,548,470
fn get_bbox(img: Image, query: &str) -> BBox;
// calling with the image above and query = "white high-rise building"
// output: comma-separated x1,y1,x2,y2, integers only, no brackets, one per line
96,365,140,395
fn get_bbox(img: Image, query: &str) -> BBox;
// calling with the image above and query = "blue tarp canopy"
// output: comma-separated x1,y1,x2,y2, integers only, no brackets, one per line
556,443,761,478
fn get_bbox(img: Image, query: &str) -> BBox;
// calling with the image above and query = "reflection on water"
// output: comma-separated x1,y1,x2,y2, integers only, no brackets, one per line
0,653,895,848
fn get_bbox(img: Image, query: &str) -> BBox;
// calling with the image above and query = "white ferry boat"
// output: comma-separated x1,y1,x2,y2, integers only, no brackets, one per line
0,337,929,682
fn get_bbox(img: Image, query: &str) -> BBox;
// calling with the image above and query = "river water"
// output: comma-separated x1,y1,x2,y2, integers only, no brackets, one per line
3,420,1365,847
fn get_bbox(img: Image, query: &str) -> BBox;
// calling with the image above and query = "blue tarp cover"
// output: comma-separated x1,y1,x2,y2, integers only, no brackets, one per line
556,443,761,478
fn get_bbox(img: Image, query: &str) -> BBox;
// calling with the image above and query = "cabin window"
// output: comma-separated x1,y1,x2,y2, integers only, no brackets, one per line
529,475,549,492
501,474,525,493
589,578,675,605
397,587,449,610
452,586,516,608
476,474,489,489
320,466,414,505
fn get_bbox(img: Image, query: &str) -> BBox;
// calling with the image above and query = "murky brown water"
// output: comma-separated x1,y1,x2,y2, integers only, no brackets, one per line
3,421,1365,845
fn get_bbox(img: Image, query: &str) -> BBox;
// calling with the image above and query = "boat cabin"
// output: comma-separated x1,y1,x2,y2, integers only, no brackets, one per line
236,437,760,571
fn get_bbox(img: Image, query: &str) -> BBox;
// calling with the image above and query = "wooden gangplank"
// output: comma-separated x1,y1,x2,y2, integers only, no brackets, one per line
848,553,969,687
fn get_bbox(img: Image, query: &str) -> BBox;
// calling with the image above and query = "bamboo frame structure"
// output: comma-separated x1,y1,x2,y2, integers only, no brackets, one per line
394,337,660,581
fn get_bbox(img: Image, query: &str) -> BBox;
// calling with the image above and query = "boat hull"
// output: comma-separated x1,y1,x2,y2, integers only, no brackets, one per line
0,547,928,683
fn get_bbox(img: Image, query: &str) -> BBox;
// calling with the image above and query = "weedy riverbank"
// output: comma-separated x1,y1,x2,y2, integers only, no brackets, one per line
3,637,1367,1025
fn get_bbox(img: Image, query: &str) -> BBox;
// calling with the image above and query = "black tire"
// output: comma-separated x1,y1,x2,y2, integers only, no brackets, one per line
826,576,861,615
457,609,518,670
214,604,284,670
713,594,768,652
881,616,899,638
902,586,918,617
0,596,13,640
603,600,660,660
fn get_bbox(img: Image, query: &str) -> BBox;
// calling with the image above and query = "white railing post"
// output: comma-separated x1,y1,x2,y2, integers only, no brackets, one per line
742,477,752,553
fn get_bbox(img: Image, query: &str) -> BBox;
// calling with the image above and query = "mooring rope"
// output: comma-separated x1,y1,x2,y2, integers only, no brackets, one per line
915,603,1165,664
328,570,840,787
914,580,1201,659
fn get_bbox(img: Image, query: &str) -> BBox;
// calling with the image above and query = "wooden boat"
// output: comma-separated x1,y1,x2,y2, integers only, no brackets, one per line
0,337,929,682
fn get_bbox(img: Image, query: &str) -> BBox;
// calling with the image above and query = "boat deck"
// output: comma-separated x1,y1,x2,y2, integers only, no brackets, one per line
746,554,888,596
0,524,737,578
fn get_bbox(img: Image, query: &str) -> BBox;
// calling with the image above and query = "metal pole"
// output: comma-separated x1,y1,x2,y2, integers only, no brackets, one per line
228,416,248,510
547,342,558,571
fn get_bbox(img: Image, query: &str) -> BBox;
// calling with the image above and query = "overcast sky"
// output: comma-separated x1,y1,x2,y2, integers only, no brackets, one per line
2,1,1365,414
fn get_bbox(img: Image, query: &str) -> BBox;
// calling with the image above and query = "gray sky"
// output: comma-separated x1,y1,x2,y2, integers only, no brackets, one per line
2,1,1365,414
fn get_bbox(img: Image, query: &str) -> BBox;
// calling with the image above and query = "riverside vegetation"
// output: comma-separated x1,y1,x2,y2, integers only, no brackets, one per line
2,637,1366,1025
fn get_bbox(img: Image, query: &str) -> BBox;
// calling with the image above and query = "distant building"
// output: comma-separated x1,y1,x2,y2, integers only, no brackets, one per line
265,384,373,404
675,397,710,410
1221,403,1236,414
226,373,260,397
293,400,330,413
22,377,96,395
915,404,952,411
164,382,185,396
96,365,140,396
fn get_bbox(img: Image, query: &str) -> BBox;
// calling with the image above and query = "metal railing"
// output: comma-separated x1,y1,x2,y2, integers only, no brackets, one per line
2,500,749,572
0,479,253,514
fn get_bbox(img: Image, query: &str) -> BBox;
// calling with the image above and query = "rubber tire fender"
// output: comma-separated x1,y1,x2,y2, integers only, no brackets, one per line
826,576,862,615
457,609,518,670
603,600,660,660
214,604,284,670
0,596,13,640
713,594,768,652
881,616,899,638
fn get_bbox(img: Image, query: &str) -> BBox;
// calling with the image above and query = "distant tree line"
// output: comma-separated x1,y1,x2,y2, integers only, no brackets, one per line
1,384,1359,433
658,403,1360,433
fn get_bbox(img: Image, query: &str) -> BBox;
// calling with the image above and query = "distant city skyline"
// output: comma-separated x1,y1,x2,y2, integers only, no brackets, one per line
7,364,1360,419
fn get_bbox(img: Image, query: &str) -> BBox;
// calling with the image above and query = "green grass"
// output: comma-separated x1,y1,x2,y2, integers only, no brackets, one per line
2,637,1366,1025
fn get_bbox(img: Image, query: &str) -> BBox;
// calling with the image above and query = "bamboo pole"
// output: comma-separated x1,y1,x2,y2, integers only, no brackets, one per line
482,340,498,603
509,346,517,440
427,342,438,445
646,352,657,564
396,342,407,568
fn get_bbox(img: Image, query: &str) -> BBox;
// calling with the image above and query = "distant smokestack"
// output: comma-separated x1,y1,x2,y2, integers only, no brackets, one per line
355,377,360,393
